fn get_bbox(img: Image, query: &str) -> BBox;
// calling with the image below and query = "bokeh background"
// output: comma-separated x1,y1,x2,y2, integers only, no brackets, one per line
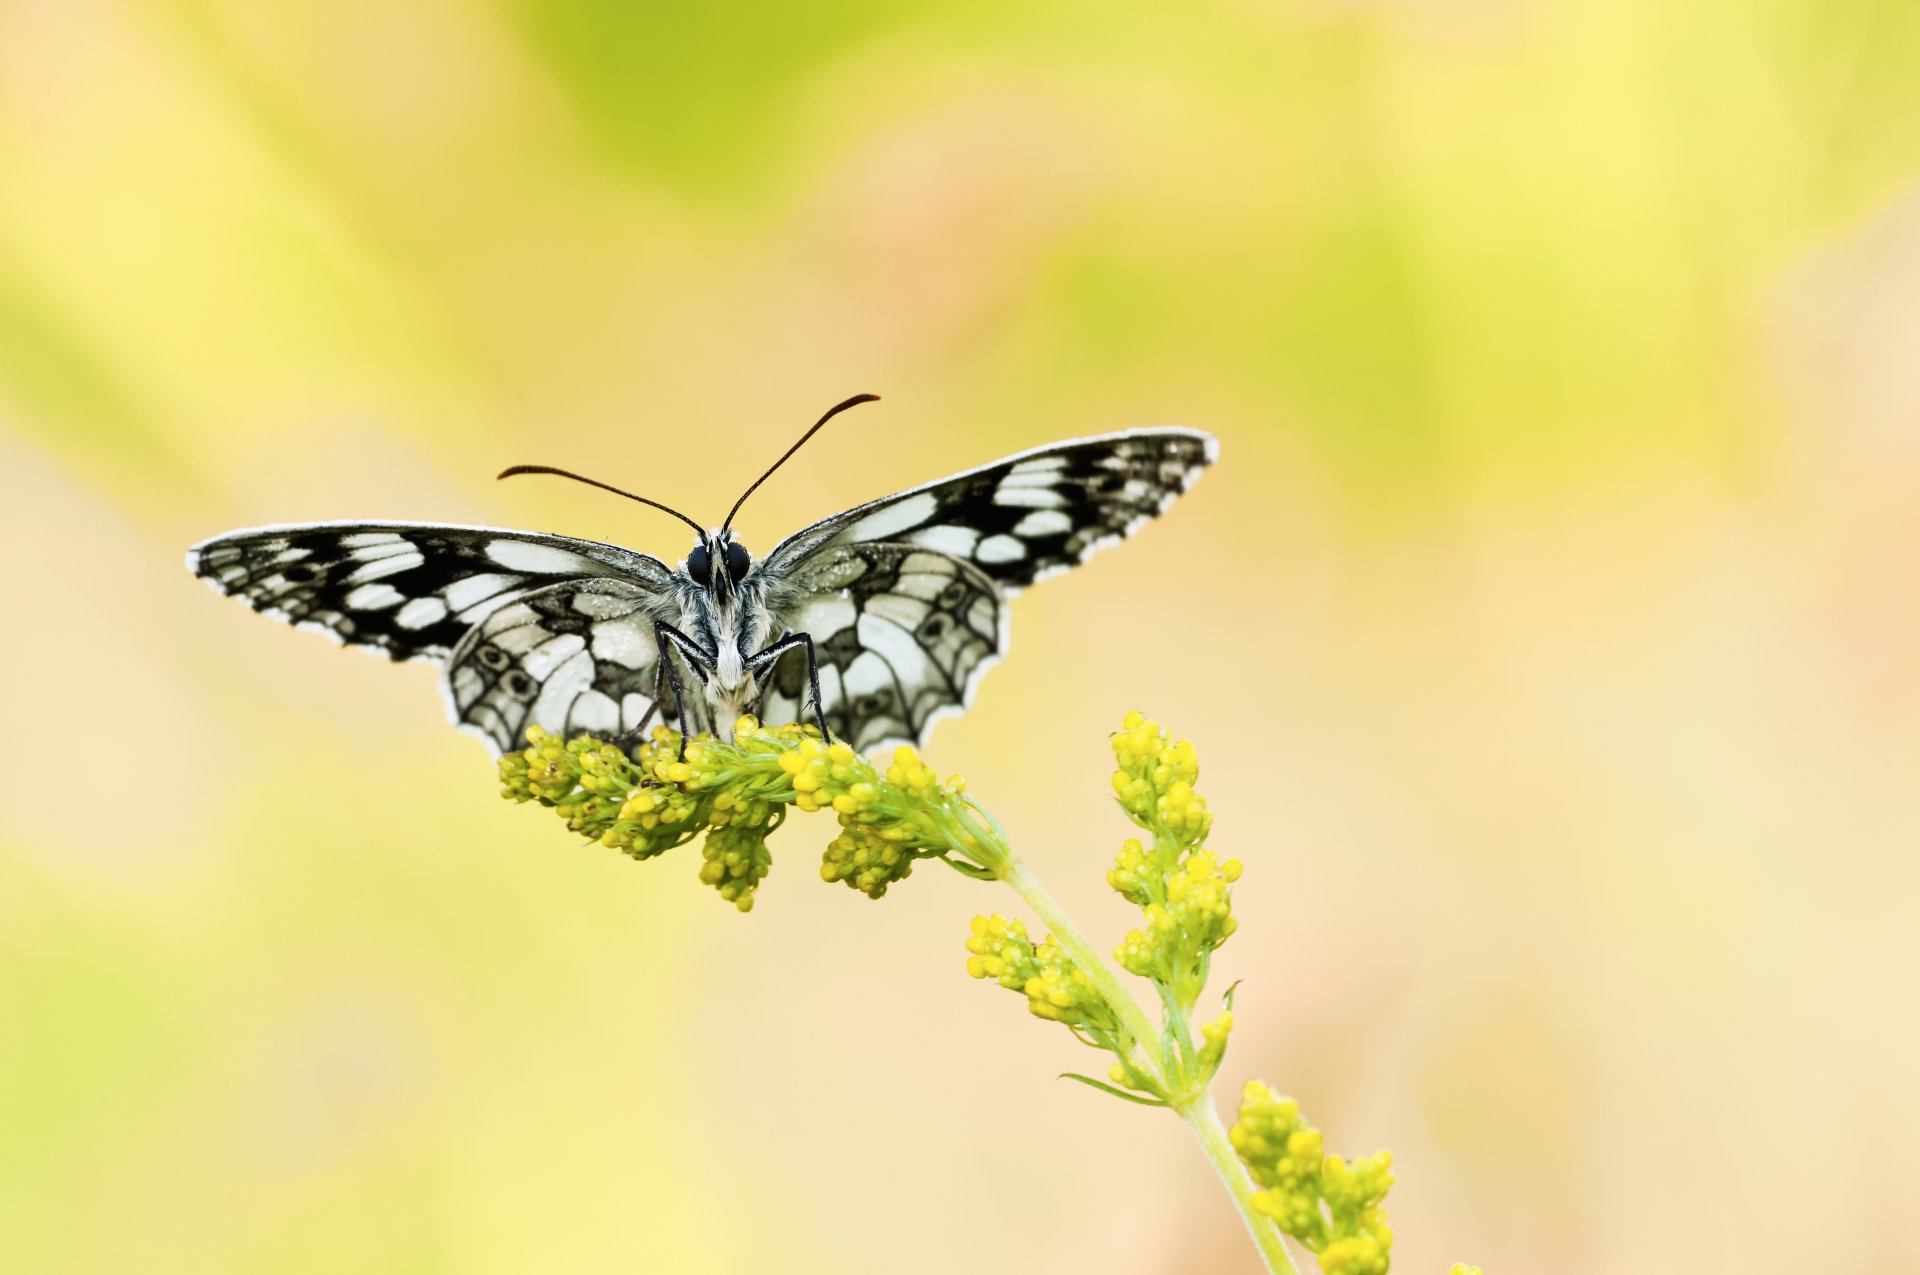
4,2,1918,1272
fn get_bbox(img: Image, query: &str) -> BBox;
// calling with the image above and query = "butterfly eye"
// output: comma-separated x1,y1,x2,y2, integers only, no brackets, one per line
686,544,711,585
724,540,751,583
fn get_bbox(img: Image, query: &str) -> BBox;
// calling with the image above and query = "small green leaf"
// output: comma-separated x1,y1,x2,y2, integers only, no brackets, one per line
1058,1072,1169,1107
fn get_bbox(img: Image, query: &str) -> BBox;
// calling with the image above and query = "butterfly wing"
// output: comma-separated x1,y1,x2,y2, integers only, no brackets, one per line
188,521,678,753
444,577,675,754
759,427,1216,592
755,543,1002,753
755,428,1215,750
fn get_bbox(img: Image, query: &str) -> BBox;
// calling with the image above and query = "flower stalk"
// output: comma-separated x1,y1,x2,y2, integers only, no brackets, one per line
499,713,1455,1274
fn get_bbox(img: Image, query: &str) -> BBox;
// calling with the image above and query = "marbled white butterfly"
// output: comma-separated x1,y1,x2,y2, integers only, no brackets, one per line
188,396,1217,756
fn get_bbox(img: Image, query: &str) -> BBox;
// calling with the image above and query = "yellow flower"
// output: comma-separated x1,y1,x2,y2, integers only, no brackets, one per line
1098,715,1242,1018
1197,1009,1233,1080
1231,1080,1395,1266
500,717,1005,909
821,823,917,899
1110,711,1211,844
963,914,1121,1038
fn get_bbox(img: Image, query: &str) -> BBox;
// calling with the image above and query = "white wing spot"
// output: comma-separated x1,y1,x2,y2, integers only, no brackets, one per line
345,583,405,611
591,621,653,669
797,598,857,637
345,551,424,583
569,690,620,736
993,485,1067,508
855,614,934,687
396,597,449,629
451,664,484,707
445,572,522,612
997,470,1066,490
800,555,868,590
913,525,980,558
844,492,938,542
341,532,406,548
1013,510,1072,537
572,588,639,620
532,650,596,727
977,535,1026,564
866,592,930,632
843,651,893,698
487,540,598,573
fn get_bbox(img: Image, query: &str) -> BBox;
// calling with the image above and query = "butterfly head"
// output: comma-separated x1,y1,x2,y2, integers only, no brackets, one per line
686,531,752,593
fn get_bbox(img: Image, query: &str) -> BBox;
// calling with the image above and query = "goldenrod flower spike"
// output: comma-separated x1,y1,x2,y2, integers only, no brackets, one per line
1231,1080,1396,1274
499,712,1435,1274
499,718,1004,910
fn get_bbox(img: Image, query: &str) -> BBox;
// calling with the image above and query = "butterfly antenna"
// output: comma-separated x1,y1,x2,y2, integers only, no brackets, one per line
721,393,880,534
497,465,706,536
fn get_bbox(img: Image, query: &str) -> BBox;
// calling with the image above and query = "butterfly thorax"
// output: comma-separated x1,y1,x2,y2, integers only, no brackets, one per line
677,531,778,737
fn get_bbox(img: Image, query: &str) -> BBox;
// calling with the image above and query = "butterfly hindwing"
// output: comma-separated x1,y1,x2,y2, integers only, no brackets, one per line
446,578,671,754
761,428,1215,593
758,543,1003,753
187,522,674,664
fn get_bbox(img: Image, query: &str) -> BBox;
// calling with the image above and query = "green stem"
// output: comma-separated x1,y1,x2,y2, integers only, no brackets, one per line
1175,1089,1304,1275
1000,858,1167,1081
997,857,1300,1275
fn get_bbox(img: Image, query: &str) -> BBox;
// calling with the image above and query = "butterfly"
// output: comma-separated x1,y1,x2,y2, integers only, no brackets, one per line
187,395,1217,757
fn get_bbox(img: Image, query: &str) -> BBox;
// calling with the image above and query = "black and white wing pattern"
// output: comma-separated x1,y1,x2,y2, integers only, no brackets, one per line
187,522,677,753
757,428,1214,752
445,578,673,754
761,428,1215,592
756,544,1002,749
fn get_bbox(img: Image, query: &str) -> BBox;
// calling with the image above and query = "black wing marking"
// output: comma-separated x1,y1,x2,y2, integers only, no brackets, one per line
760,428,1215,593
186,521,675,664
758,544,1002,753
445,579,672,755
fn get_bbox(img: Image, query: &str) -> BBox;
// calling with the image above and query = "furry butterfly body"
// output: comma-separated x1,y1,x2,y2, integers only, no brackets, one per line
188,419,1216,756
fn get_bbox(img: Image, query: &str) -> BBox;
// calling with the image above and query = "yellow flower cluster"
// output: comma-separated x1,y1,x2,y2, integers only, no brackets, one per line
500,728,687,852
776,736,995,898
957,714,1243,1105
1230,1080,1395,1274
1448,1266,1484,1275
1102,714,1243,1072
498,724,791,908
499,719,998,909
964,914,1121,1037
1111,709,1212,843
1113,848,1242,985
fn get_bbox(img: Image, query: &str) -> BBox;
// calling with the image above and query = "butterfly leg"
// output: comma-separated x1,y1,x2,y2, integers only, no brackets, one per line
746,632,832,742
608,663,670,750
653,622,718,762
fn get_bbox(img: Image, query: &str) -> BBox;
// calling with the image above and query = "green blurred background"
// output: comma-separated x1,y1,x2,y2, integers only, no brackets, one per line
4,2,1918,1272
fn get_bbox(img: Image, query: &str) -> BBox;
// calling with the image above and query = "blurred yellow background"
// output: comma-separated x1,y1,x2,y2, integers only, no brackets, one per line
4,2,1918,1272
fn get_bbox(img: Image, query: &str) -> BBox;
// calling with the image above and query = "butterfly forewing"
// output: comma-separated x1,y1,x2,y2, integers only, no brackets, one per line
761,428,1216,591
187,522,674,663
